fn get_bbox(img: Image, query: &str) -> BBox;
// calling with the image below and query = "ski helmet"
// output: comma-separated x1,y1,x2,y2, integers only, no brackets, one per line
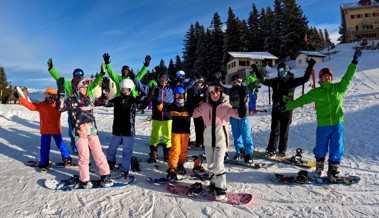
277,62,288,77
73,68,84,78
44,87,57,95
120,78,135,93
173,86,185,95
319,68,333,80
176,70,185,79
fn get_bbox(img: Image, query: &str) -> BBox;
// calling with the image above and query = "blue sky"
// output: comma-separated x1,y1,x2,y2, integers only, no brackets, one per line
1,0,348,89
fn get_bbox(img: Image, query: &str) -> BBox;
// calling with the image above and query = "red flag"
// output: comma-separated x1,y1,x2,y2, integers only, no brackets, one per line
304,33,308,44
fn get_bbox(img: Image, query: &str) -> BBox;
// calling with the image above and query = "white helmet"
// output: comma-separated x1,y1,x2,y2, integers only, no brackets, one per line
120,78,135,93
176,70,185,79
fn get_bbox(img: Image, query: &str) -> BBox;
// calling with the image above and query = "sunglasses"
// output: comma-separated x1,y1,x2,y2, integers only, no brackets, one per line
278,67,286,73
121,87,132,93
207,86,221,93
174,93,185,99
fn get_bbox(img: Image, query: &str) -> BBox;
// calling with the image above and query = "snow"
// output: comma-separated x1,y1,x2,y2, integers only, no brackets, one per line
1,42,379,217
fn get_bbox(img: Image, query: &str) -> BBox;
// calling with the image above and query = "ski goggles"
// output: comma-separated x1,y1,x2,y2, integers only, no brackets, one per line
207,86,221,93
44,93,56,99
278,67,286,73
78,79,90,88
159,79,168,83
121,87,132,93
195,79,203,83
174,93,185,99
73,70,84,78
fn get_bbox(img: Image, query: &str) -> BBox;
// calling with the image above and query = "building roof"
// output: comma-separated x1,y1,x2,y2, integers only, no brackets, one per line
296,51,327,58
227,52,278,60
341,1,379,10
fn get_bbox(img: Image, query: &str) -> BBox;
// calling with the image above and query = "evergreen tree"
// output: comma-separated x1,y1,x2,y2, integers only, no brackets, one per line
208,12,224,77
182,23,198,74
338,24,346,43
261,8,275,55
324,28,333,47
0,66,10,102
269,0,285,59
174,55,182,73
193,26,209,78
167,59,175,79
281,0,309,58
247,3,261,51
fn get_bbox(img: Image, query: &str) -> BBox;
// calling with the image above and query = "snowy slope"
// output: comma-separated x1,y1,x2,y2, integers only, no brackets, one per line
1,43,379,217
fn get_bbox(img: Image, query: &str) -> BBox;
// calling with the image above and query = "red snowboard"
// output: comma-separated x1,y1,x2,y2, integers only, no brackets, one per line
167,183,254,206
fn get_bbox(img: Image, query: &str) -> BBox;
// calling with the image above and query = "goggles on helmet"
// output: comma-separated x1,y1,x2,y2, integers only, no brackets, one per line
174,93,185,99
207,86,221,93
44,93,56,99
278,67,286,73
78,79,90,88
73,70,84,78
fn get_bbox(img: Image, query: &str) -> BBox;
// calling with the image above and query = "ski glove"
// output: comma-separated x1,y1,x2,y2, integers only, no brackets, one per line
13,90,19,99
47,58,53,70
352,49,362,64
57,77,65,96
100,64,106,75
144,55,151,67
103,53,111,64
307,58,316,68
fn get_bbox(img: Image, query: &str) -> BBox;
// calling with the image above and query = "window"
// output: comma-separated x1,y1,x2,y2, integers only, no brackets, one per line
365,13,371,17
238,60,250,66
356,26,359,31
351,15,355,19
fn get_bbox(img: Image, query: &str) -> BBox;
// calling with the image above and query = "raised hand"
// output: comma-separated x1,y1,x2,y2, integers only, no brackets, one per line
47,58,53,70
103,53,111,64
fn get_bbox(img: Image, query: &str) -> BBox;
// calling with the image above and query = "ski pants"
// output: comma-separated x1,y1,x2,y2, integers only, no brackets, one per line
168,133,190,169
67,113,78,154
193,117,205,145
248,91,256,111
230,117,254,155
40,134,71,166
314,123,344,163
204,146,227,189
106,135,134,173
267,109,293,153
149,120,172,148
76,135,110,182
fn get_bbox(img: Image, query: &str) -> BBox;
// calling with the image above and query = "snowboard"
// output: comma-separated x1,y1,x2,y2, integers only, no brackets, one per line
45,175,135,191
253,149,316,168
167,183,254,206
25,160,78,169
16,86,31,102
270,173,360,185
224,159,275,169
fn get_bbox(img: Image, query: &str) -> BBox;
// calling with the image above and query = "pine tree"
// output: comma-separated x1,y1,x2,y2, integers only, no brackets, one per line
208,12,224,77
193,26,209,78
174,55,182,74
0,66,10,102
247,3,262,51
182,23,198,74
324,28,333,47
168,59,175,79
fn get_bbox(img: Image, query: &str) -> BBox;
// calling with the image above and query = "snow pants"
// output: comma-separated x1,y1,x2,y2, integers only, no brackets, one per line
76,135,110,182
149,120,172,148
204,146,227,189
67,113,78,154
314,123,344,163
267,109,293,153
230,117,254,155
40,134,71,167
248,91,256,111
106,135,134,172
168,133,190,169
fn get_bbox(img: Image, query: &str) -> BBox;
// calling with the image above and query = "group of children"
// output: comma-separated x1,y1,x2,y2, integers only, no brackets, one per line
15,49,361,201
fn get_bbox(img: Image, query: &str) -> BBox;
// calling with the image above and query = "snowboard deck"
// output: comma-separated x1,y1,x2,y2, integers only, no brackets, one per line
25,160,78,168
167,183,254,206
224,159,275,169
45,175,135,191
253,150,316,168
270,173,360,185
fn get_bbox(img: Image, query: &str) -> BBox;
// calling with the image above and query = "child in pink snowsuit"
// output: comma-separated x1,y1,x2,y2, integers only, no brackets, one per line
192,81,247,202
56,77,113,188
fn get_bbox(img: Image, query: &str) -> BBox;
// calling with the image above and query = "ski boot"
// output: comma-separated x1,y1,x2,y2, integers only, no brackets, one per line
296,170,309,183
100,174,114,187
120,171,129,179
107,160,116,170
327,162,340,182
214,187,228,202
265,150,276,159
187,182,203,196
314,157,325,178
244,153,253,164
177,164,186,175
147,145,158,163
63,157,72,167
131,157,140,172
167,168,178,181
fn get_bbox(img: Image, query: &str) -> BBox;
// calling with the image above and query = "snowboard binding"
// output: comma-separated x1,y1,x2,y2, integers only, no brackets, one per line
289,148,305,164
187,182,203,196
